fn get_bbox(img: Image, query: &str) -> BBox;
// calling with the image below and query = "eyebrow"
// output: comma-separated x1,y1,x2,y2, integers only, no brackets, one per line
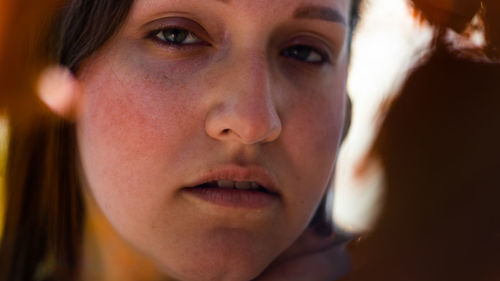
293,5,346,25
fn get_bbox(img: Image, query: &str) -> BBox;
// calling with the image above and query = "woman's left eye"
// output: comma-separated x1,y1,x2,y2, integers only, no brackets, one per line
280,45,326,64
153,28,203,45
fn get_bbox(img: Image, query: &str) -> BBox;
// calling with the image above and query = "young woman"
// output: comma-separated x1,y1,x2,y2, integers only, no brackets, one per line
0,0,362,280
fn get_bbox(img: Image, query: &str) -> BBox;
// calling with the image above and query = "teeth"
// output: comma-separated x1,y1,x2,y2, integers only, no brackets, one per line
214,181,261,190
217,180,234,189
235,182,251,190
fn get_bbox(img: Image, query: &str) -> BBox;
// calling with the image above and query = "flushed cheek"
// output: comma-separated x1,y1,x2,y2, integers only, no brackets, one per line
76,60,207,230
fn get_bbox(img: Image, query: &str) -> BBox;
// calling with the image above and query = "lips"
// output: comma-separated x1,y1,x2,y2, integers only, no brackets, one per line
189,180,272,193
182,165,280,208
184,165,279,194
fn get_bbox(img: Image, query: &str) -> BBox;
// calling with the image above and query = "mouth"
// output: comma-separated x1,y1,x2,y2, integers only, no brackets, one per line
189,180,274,194
182,166,280,208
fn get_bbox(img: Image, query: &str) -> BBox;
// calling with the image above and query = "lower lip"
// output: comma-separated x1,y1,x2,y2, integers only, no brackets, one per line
183,187,279,209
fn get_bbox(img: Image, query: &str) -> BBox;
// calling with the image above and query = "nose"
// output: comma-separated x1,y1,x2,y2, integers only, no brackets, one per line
205,52,282,145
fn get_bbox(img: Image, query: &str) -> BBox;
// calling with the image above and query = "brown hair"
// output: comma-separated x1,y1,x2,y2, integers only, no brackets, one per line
0,1,362,280
0,1,133,280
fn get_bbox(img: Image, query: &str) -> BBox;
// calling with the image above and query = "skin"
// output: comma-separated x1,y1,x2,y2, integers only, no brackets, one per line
74,0,350,280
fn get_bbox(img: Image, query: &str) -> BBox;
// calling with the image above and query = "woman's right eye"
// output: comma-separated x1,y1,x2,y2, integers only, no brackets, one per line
153,28,203,46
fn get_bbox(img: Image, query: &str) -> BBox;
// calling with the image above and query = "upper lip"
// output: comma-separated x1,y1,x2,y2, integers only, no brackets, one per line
184,164,280,195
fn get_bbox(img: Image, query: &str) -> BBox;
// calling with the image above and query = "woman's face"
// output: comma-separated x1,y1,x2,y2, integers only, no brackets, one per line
76,0,350,280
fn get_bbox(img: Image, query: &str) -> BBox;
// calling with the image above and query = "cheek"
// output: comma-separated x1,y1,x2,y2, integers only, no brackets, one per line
287,94,345,161
275,66,347,226
76,56,205,228
284,64,347,174
286,96,345,199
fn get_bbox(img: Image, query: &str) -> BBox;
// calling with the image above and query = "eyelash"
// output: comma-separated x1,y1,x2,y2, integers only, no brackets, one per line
280,45,329,64
148,27,207,47
148,27,329,65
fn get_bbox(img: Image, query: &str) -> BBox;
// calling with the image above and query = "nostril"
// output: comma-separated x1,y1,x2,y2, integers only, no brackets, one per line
222,129,230,134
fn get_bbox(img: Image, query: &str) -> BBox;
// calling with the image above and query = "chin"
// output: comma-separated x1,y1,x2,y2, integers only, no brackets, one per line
157,251,274,281
170,263,265,281
151,231,283,281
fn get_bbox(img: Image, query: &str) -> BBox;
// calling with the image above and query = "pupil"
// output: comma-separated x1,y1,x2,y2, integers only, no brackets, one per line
165,29,188,44
284,46,311,60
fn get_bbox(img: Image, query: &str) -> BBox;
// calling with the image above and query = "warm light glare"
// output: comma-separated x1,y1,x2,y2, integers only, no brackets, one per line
333,0,433,233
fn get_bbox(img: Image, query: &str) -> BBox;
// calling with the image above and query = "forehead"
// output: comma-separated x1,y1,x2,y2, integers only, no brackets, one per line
131,0,351,25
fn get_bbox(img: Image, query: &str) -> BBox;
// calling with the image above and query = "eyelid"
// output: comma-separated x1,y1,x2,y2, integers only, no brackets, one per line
281,45,326,65
149,28,205,48
144,17,212,45
282,36,333,64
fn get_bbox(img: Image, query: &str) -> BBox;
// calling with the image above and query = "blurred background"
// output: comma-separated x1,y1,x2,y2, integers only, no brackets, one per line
0,118,5,237
335,0,433,233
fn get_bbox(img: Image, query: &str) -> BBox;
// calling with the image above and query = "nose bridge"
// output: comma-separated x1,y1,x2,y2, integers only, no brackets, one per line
222,14,273,102
205,47,282,144
231,48,271,110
